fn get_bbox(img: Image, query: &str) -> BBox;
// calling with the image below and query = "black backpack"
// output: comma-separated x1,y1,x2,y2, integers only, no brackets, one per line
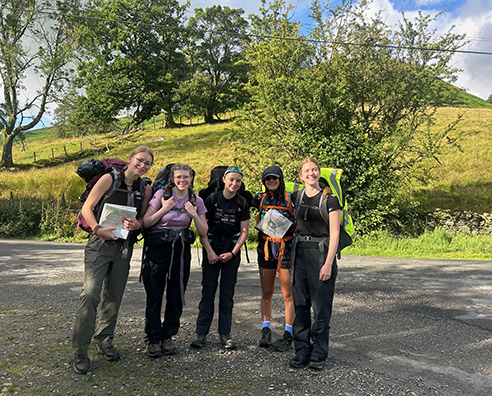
198,166,253,207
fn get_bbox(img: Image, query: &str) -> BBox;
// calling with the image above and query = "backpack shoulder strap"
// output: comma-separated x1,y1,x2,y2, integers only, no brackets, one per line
284,191,294,215
319,194,330,226
294,188,305,222
256,193,267,223
209,192,218,220
235,195,247,231
94,169,123,221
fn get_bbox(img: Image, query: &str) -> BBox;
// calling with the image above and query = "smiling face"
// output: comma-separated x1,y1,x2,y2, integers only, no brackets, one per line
129,152,153,177
223,172,243,195
172,169,192,192
264,175,280,192
299,160,320,187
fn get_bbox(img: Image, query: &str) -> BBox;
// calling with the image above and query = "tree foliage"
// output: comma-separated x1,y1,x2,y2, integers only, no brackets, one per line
234,0,467,234
181,5,250,122
74,0,189,131
0,0,80,167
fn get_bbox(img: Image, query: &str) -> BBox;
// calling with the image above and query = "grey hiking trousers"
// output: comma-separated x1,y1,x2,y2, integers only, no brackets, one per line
72,234,133,355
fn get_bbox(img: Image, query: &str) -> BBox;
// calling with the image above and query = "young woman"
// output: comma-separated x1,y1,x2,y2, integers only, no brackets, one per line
289,158,341,371
141,164,208,358
253,166,295,351
72,146,154,375
190,166,250,350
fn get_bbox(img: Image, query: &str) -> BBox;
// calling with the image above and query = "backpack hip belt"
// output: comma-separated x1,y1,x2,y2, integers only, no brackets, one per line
293,235,329,271
261,234,293,273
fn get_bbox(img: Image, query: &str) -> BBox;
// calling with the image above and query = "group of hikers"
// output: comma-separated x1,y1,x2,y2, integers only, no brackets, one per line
71,145,342,375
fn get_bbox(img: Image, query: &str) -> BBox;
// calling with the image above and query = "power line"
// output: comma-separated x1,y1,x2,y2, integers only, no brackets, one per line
3,5,492,56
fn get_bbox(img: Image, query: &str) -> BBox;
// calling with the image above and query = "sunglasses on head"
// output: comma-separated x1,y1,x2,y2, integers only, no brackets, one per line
224,166,243,176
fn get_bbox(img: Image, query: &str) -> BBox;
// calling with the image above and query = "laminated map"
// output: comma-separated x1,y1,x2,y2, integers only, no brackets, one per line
99,203,137,239
256,209,293,238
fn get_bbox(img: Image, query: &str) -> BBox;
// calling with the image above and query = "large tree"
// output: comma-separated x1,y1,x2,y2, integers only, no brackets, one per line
75,0,189,130
0,0,79,167
235,0,467,234
183,5,250,123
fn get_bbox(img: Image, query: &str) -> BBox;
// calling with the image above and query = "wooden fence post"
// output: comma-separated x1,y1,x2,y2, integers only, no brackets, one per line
33,152,36,162
64,146,67,156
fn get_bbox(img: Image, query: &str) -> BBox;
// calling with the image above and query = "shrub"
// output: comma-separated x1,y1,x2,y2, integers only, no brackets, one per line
0,198,44,238
40,200,77,240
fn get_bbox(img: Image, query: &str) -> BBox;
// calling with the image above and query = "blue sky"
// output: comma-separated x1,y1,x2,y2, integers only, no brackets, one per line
187,0,492,101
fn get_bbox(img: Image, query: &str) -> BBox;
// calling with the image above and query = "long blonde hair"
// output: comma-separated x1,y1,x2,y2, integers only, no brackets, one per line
298,158,331,196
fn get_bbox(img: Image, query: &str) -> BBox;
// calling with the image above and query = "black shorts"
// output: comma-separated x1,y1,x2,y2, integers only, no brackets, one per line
258,255,292,271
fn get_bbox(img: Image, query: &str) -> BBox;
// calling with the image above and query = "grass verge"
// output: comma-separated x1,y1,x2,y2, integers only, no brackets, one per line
345,227,492,260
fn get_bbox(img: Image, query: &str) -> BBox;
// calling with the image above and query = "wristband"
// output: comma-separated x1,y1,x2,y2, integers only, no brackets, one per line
231,251,236,257
93,224,102,235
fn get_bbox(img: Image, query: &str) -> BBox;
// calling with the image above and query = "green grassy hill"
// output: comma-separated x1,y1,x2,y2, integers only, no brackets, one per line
1,102,492,214
448,86,492,109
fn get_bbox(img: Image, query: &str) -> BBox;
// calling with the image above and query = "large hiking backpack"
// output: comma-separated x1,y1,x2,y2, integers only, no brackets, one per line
75,158,147,233
198,165,253,207
286,168,356,253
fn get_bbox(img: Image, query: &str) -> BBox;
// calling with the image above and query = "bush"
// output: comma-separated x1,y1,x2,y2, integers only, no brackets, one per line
0,197,44,238
40,200,77,240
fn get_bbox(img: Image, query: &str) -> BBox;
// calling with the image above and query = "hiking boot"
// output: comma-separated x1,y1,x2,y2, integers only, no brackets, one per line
161,338,176,355
258,327,271,348
147,342,162,358
271,330,292,352
73,354,91,374
190,334,207,349
98,343,120,362
220,334,237,350
289,354,309,369
308,355,325,370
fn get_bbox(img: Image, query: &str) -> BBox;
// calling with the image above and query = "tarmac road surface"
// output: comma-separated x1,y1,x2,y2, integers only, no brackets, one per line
1,239,491,395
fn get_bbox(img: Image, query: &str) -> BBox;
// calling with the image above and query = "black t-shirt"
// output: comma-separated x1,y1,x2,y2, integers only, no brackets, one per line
292,190,342,238
206,191,250,236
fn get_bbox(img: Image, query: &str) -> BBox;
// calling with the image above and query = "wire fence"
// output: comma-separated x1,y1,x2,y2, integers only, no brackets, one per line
23,111,238,164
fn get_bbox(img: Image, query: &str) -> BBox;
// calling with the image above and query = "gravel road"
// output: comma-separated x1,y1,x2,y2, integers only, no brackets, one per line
1,239,491,396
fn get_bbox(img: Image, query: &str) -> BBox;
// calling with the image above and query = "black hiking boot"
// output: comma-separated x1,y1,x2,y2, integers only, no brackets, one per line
258,327,271,347
73,354,91,374
191,334,207,349
271,330,292,352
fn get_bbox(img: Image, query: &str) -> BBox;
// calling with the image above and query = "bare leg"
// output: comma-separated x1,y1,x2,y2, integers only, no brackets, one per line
278,268,294,326
259,267,276,322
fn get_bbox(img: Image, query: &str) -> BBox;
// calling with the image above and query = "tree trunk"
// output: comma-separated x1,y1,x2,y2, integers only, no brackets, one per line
1,133,15,168
163,92,177,128
204,107,214,123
